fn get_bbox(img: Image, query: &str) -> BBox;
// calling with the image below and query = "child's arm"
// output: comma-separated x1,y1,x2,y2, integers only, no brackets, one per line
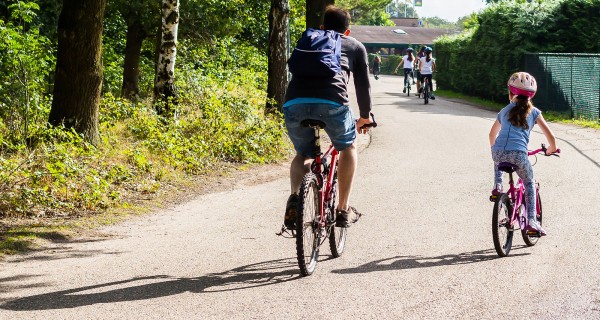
489,119,501,147
394,59,402,73
536,114,558,154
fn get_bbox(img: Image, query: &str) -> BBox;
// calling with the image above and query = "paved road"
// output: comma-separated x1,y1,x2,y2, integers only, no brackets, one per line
2,75,600,319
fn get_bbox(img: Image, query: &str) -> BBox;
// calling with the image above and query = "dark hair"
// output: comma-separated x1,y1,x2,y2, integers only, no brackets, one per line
323,5,350,33
508,95,533,129
426,51,432,62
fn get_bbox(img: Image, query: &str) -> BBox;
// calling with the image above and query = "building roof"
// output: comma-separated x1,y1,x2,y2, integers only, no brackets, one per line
391,18,420,27
349,25,453,48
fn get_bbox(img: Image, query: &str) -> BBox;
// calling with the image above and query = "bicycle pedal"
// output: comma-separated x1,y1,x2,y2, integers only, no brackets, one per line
526,231,541,237
276,225,296,238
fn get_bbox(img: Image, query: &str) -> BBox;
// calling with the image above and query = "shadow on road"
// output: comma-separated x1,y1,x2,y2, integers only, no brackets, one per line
1,258,300,311
331,248,530,274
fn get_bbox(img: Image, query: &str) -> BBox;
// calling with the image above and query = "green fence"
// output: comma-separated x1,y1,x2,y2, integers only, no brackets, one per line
522,53,600,121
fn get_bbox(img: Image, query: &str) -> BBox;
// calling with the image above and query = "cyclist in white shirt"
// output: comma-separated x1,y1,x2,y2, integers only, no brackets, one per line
419,46,436,100
394,48,415,93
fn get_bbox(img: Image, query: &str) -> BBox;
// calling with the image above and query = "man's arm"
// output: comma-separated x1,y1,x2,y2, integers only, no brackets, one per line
352,42,372,121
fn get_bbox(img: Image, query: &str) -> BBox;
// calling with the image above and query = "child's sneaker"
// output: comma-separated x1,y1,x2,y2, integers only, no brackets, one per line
491,183,503,196
526,219,546,236
403,87,406,93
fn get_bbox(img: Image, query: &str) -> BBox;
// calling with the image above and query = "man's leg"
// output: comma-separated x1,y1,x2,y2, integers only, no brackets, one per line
290,153,312,195
336,143,357,211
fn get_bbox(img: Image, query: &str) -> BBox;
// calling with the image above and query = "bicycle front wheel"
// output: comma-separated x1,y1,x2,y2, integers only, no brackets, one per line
328,171,346,257
423,82,429,104
296,173,320,276
522,190,542,246
492,193,514,257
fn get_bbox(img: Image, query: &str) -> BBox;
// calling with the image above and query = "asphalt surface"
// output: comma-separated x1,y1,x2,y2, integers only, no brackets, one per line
1,74,600,319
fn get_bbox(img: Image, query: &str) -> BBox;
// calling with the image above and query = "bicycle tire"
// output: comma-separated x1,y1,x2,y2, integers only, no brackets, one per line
328,170,347,257
296,172,320,276
492,193,514,257
423,80,429,104
522,190,542,246
405,77,411,97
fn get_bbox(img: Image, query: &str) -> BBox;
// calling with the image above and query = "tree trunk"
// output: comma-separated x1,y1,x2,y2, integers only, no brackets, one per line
154,0,180,116
48,0,106,145
121,19,146,102
266,0,290,114
306,0,334,29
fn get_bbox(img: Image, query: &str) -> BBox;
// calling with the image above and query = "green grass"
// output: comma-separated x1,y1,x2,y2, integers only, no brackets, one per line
436,90,600,129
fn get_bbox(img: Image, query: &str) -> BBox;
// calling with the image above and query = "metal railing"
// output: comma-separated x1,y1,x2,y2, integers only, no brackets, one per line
522,53,600,121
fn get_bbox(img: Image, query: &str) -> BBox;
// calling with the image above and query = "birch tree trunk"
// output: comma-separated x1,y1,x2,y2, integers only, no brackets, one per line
266,0,290,114
306,0,334,29
48,0,107,145
154,0,179,115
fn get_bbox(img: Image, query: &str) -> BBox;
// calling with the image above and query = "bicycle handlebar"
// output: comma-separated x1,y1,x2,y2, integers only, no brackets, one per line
528,144,560,157
358,112,378,129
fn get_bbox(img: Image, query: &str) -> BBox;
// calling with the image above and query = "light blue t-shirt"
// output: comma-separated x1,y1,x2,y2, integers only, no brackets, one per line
492,103,541,152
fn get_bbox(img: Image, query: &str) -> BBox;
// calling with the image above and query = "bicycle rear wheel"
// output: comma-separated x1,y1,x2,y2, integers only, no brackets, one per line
328,170,346,257
423,80,429,104
522,190,542,246
405,77,411,96
492,193,514,257
296,173,320,276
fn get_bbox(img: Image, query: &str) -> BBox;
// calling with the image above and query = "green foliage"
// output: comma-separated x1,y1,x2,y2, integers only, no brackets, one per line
0,36,289,218
434,0,600,102
421,17,456,29
338,0,396,26
0,1,55,146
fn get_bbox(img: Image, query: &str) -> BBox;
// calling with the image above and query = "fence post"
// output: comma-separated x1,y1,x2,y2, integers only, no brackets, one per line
570,55,574,118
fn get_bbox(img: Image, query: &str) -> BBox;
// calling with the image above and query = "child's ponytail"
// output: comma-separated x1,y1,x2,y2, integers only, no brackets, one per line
508,95,533,129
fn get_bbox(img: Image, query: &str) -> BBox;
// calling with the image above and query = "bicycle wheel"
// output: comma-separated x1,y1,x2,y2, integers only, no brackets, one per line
328,170,347,257
406,79,411,96
296,172,320,276
522,190,542,246
423,80,429,104
492,193,514,257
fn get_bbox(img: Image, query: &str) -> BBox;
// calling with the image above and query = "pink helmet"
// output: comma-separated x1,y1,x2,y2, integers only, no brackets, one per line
507,72,537,98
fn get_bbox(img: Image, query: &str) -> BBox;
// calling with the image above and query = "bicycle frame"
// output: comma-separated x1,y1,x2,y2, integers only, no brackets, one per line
309,127,339,228
505,173,526,230
502,147,552,230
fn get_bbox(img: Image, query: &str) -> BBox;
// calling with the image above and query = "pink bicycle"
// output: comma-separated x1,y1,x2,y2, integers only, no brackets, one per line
489,144,560,257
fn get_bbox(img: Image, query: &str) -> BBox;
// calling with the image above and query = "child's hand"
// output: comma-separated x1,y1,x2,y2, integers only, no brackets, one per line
545,144,558,155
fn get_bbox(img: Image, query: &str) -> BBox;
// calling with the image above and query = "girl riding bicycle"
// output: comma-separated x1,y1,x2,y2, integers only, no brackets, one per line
488,72,558,236
394,48,415,93
418,47,436,100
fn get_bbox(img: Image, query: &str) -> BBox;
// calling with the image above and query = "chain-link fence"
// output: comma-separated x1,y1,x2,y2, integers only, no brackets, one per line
522,53,600,121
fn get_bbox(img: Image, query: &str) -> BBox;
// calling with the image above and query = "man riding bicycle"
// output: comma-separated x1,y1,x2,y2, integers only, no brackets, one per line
282,5,373,229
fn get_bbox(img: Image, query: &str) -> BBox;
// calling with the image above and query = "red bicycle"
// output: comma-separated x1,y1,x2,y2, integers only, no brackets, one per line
490,144,560,257
293,113,376,276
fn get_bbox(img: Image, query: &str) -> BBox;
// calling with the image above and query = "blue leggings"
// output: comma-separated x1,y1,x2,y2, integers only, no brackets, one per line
492,150,536,219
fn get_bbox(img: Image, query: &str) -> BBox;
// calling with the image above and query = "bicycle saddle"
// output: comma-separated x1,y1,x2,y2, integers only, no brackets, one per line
301,119,326,129
497,162,518,173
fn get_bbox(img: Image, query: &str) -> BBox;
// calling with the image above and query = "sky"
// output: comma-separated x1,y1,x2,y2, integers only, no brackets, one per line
412,0,488,22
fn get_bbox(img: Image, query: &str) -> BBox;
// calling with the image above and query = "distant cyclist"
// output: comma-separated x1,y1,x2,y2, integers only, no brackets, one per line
488,72,558,235
418,46,436,100
373,51,381,80
394,48,415,94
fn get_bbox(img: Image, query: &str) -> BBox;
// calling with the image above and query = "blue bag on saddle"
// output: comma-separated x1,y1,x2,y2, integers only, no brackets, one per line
288,28,342,78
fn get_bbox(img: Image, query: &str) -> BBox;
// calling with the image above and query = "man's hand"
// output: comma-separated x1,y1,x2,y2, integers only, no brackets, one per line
356,117,373,134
